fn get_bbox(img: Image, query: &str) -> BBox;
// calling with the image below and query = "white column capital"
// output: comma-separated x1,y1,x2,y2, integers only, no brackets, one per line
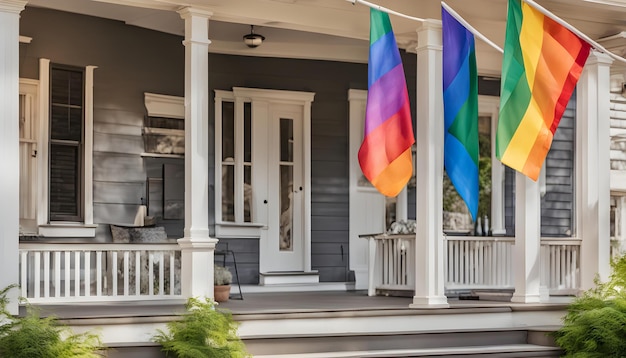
415,19,442,52
586,50,614,66
0,0,27,14
177,7,213,20
178,7,212,45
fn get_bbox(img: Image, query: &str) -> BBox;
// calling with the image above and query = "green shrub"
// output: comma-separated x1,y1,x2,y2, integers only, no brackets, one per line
554,255,626,357
0,285,103,358
152,297,249,358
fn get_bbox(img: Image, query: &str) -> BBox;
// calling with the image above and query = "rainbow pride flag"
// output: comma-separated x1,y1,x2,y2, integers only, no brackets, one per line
496,0,591,181
442,7,479,221
358,8,415,197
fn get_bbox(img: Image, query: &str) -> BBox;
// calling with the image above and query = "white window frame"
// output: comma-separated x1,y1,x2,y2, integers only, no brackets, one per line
214,90,263,238
36,58,97,237
479,95,506,236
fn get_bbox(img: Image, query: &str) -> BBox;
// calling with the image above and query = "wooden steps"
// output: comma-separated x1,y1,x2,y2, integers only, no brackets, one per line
32,292,568,357
243,329,562,358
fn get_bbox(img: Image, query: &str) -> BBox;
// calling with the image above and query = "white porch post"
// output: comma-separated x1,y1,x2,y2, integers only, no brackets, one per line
577,51,613,290
510,174,542,303
0,0,26,315
177,7,218,299
410,19,448,308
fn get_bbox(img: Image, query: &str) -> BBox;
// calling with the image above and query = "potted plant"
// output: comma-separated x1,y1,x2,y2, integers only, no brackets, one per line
214,264,232,302
153,297,249,358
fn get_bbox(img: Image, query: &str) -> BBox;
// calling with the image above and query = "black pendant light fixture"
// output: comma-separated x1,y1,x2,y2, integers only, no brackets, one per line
243,25,265,48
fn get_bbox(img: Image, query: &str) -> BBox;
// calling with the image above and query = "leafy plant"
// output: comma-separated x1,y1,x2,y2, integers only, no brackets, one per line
153,297,249,358
553,255,626,357
0,285,103,358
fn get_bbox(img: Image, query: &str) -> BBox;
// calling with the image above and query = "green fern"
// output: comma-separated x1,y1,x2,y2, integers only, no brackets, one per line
0,285,103,358
153,297,249,358
554,255,626,357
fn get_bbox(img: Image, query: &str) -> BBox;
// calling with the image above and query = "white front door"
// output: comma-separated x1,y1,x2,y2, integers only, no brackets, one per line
221,87,314,276
263,103,304,272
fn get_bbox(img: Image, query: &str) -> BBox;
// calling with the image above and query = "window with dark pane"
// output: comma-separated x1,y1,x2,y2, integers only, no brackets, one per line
49,65,84,221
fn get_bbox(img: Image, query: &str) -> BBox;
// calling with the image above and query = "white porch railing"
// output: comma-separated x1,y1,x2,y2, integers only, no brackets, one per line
445,236,515,290
540,239,581,295
364,234,582,297
365,234,415,296
19,242,182,303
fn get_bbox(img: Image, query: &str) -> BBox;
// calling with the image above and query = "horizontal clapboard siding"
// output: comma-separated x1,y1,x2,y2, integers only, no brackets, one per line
216,238,260,285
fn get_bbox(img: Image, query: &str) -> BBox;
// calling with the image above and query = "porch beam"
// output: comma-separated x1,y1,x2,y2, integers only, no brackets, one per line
410,19,448,308
577,51,613,290
0,0,27,315
177,7,218,299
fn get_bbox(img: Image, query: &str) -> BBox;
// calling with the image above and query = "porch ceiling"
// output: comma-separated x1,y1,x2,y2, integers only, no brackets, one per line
25,0,626,74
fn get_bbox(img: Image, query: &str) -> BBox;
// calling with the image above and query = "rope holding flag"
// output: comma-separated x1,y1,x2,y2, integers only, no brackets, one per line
358,8,415,197
496,0,591,181
442,6,479,222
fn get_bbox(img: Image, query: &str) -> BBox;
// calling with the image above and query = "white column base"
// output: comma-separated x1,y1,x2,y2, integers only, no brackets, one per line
511,293,541,304
410,296,450,308
178,237,219,299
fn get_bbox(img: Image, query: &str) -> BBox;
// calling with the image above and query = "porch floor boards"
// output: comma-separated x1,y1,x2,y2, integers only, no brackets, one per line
25,289,573,320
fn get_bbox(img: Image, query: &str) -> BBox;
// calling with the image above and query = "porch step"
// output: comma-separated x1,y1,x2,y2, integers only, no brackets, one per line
98,342,165,358
259,271,320,285
242,329,562,357
252,344,561,357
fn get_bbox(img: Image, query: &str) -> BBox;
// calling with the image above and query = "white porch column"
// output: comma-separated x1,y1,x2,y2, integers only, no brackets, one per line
410,19,448,308
510,174,542,303
0,0,26,315
577,51,613,290
177,7,218,299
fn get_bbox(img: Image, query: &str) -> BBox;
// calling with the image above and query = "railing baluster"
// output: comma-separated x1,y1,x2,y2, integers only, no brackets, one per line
74,251,81,297
33,251,40,299
64,252,70,297
96,251,102,297
169,252,175,295
112,251,118,296
54,252,61,298
123,251,130,296
43,251,50,298
159,252,165,296
149,252,154,296
84,251,91,297
135,251,141,295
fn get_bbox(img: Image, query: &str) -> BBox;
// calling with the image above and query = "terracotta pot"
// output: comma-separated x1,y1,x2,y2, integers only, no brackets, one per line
214,285,231,302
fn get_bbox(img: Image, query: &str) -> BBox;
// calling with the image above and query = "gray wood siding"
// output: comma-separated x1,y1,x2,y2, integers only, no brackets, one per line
215,238,259,285
504,95,576,237
19,6,410,283
21,7,185,242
